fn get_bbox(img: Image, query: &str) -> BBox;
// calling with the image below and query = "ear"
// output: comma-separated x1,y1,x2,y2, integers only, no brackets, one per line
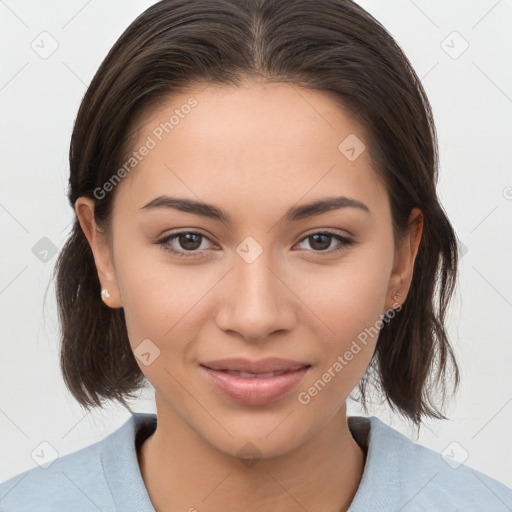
74,197,123,308
385,207,423,311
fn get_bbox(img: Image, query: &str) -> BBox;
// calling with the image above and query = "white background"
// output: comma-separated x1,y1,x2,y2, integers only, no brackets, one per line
1,0,511,490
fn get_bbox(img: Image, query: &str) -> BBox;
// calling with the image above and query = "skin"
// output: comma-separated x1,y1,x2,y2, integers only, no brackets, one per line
75,79,423,512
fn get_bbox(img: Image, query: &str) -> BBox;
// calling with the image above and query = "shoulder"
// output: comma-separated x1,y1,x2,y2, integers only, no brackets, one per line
348,416,512,511
0,434,114,511
390,425,512,510
0,413,156,512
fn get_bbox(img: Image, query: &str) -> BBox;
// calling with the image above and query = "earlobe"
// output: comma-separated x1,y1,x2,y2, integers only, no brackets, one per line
74,197,123,308
385,208,423,312
408,208,423,266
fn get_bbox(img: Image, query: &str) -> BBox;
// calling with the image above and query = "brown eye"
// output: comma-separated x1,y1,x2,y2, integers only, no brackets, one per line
308,233,332,251
176,233,203,251
156,231,214,258
296,231,355,254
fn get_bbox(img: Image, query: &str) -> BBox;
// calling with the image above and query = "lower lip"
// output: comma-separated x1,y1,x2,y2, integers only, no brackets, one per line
200,365,310,405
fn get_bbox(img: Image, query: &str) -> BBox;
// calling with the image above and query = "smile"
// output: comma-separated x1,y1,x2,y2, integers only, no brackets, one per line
199,363,311,405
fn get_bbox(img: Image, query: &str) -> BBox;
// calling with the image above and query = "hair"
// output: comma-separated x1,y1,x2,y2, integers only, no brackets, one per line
53,0,460,425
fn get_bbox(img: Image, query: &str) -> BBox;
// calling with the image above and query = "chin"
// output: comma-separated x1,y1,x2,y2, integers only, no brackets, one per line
196,412,316,463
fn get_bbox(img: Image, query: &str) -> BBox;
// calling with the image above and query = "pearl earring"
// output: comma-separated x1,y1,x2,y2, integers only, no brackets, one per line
101,289,111,299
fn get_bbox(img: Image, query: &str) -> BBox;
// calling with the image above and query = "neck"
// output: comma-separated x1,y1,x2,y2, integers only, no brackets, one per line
138,401,366,512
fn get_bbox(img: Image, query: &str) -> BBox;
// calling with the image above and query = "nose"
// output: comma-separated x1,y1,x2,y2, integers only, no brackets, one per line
215,252,297,342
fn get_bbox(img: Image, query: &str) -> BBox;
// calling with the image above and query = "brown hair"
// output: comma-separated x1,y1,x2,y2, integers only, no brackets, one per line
54,0,460,425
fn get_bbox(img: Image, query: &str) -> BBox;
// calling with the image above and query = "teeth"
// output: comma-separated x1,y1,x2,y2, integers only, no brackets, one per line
224,370,287,377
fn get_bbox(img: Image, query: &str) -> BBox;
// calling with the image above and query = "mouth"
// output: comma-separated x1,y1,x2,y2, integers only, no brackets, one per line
199,358,311,405
212,369,295,378
200,357,311,374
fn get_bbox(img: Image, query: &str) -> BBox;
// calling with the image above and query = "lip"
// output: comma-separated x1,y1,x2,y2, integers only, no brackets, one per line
199,358,311,405
200,357,310,373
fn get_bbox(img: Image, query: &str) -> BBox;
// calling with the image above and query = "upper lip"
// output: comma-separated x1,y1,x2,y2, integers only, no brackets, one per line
200,357,310,373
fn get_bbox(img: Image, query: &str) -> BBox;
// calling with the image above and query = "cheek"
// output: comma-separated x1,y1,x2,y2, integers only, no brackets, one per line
294,283,387,414
115,223,393,380
291,248,392,388
294,251,392,341
115,247,219,355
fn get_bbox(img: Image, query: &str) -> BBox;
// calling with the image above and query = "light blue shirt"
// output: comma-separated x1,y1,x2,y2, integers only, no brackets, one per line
1,413,511,511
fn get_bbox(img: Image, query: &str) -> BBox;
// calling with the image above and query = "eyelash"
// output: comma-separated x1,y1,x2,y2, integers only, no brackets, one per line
155,230,355,259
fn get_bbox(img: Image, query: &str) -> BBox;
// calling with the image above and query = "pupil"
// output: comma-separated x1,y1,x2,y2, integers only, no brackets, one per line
177,233,332,252
310,234,330,251
180,233,201,250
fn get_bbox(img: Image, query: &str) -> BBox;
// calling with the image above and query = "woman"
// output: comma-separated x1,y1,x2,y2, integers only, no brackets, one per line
1,0,511,510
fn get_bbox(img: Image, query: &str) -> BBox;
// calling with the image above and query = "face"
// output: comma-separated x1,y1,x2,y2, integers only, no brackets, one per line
77,79,421,459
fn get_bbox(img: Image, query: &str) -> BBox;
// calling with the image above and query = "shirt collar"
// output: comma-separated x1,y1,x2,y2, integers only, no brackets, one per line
101,412,399,511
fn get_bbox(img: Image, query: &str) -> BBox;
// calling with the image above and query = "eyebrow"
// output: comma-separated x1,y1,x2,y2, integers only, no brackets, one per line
139,194,371,224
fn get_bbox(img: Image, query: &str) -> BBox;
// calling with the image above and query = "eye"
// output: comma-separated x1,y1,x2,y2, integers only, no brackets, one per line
156,231,215,258
155,229,356,259
295,230,355,254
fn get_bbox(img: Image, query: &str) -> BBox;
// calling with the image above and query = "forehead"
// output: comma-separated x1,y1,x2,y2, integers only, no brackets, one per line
112,80,388,220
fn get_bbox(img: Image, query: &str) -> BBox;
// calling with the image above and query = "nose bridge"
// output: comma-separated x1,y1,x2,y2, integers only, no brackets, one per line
216,242,295,340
